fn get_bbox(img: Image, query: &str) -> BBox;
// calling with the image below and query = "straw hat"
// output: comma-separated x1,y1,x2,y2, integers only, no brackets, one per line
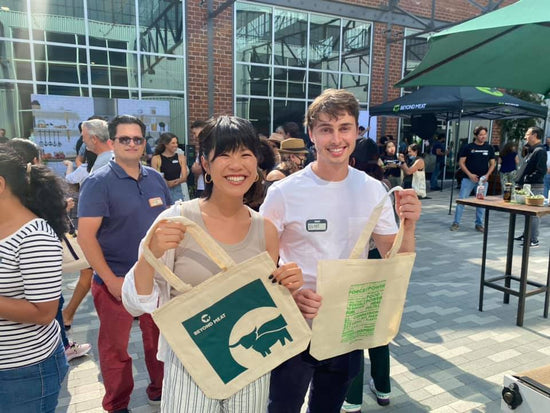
268,133,285,145
279,138,309,154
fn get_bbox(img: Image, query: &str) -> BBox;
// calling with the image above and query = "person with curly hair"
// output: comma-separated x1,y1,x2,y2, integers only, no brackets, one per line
0,145,69,412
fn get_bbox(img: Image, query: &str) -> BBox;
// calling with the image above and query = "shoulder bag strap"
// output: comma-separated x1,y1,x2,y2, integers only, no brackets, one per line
348,186,405,260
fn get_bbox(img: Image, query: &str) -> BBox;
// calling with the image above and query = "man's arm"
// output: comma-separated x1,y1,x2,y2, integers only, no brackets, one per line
484,158,496,180
78,217,123,300
373,189,420,256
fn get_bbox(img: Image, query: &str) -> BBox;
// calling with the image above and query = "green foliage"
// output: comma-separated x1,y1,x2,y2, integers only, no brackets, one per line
499,90,545,143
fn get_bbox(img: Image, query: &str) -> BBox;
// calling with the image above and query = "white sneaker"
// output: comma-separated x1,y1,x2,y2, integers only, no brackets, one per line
341,402,361,412
369,378,390,406
65,341,91,362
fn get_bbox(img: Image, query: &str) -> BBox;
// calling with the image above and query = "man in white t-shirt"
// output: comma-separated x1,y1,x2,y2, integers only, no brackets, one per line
260,89,421,413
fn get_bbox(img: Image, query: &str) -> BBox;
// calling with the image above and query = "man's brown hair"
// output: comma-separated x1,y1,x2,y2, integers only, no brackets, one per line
305,89,359,130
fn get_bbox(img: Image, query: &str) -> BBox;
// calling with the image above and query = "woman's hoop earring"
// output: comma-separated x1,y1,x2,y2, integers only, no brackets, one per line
204,173,212,184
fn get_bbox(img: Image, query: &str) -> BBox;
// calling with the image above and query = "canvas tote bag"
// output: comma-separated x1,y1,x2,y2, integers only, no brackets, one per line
412,169,426,198
310,187,416,361
142,215,311,399
61,220,89,274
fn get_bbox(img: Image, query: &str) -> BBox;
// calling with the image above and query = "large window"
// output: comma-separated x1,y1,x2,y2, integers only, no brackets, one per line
235,2,372,135
0,0,187,141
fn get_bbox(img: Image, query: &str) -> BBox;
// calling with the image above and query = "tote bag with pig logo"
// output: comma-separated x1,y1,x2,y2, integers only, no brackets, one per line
142,214,311,399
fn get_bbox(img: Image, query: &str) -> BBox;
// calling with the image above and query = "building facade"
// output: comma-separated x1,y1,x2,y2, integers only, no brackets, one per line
0,0,517,147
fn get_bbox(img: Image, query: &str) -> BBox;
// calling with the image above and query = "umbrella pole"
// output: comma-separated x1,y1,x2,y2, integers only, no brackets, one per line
441,113,450,191
448,113,462,215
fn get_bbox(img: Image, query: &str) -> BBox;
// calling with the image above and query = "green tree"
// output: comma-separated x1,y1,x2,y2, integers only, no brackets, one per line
498,90,545,144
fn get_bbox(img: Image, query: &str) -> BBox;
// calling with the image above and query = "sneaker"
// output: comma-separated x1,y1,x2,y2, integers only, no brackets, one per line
148,396,161,406
475,225,485,233
450,223,460,231
520,240,539,248
65,341,91,362
369,378,390,406
341,402,361,412
514,234,525,241
431,186,442,191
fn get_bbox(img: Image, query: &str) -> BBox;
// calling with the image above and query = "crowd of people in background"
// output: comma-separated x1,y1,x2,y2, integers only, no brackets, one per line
2,92,549,413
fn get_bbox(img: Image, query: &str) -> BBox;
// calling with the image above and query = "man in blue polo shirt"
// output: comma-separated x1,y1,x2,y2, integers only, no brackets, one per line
78,115,172,413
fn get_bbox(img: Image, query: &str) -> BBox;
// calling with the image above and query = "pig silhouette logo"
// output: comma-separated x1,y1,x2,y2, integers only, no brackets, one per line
229,314,291,357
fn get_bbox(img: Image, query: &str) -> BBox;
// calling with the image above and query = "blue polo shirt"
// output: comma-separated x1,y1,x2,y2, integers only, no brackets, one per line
78,160,172,284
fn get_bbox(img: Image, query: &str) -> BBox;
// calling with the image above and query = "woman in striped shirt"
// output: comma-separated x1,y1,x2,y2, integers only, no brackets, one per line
0,145,69,412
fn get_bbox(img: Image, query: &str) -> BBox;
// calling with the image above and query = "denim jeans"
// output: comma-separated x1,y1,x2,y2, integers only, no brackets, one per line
453,177,487,226
430,162,443,189
544,173,550,200
0,342,68,413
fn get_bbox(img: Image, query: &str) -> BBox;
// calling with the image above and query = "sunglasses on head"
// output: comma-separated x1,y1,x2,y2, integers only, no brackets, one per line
114,136,145,145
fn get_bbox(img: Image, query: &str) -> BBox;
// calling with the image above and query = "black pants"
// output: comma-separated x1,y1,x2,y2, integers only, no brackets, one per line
267,349,362,413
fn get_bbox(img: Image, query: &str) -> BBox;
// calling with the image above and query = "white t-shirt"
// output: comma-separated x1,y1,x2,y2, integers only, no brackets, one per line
260,164,397,291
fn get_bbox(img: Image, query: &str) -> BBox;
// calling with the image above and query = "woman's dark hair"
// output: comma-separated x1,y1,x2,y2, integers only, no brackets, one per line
0,145,68,238
6,138,40,164
408,143,422,156
283,121,302,139
258,138,276,172
500,141,517,157
154,132,179,156
199,116,263,203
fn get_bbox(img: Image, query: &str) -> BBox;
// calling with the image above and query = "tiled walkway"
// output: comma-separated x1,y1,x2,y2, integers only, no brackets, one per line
57,187,550,412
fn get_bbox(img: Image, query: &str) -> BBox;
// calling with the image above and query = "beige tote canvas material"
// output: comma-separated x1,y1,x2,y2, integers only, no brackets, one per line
142,214,311,400
61,221,89,274
310,186,416,361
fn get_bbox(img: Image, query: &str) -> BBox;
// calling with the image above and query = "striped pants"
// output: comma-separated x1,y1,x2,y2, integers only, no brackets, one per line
161,349,270,412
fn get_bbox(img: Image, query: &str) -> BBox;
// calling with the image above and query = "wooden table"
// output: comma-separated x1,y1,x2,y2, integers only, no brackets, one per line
456,196,550,326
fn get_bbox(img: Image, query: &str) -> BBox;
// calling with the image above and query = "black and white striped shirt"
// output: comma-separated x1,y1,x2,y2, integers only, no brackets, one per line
0,218,62,369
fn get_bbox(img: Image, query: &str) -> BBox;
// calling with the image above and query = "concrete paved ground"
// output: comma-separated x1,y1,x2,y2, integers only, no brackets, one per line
57,187,550,412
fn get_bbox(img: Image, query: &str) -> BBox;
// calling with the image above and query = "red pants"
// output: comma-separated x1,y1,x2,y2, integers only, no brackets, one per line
92,281,163,411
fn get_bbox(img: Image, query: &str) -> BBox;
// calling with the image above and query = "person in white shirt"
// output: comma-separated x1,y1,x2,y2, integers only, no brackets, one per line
260,89,421,413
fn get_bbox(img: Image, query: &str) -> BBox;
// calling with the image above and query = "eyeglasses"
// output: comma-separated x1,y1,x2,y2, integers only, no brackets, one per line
114,136,145,145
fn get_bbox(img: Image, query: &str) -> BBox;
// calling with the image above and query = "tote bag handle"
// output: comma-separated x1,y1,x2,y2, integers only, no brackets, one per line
348,186,405,260
142,212,236,293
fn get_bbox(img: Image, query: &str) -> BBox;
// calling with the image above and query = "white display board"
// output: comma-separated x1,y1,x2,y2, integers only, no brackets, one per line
30,94,94,158
117,99,170,139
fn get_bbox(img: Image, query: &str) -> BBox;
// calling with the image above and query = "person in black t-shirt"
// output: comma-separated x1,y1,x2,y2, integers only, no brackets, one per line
450,126,495,233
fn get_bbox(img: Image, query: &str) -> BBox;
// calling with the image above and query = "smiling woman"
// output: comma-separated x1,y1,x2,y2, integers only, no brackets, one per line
121,115,304,412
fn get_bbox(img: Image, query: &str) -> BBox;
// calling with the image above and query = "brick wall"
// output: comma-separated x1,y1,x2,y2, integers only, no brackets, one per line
186,0,519,143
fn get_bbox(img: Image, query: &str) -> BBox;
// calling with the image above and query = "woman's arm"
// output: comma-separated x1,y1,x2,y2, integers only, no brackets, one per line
400,158,424,176
151,155,161,172
178,154,189,183
264,218,303,292
133,220,187,295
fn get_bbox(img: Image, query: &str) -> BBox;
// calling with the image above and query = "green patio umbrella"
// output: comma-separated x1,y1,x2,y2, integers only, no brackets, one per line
396,0,550,96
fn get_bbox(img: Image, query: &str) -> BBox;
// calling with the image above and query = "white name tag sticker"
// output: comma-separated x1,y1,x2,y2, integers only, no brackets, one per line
172,159,179,163
306,219,327,232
